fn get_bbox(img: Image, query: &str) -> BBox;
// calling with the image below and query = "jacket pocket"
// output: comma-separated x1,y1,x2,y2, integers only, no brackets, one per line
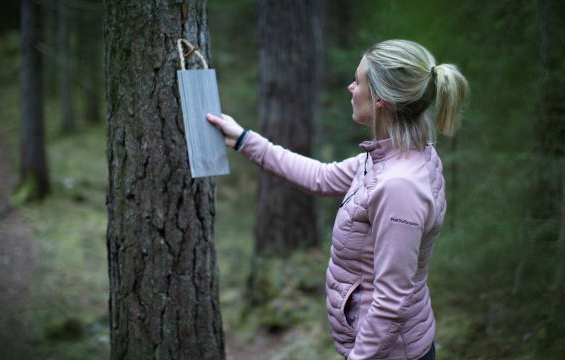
340,278,362,332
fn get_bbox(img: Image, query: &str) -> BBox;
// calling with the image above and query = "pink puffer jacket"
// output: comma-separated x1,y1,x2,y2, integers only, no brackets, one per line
239,131,445,360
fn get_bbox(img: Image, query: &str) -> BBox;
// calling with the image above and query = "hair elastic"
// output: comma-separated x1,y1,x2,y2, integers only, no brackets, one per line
430,66,437,82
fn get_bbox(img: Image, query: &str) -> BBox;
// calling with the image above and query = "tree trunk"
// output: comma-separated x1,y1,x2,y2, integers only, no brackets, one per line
0,0,19,34
327,0,352,48
59,0,76,134
19,0,50,201
254,0,324,258
535,0,565,219
78,0,103,125
43,0,59,97
104,1,225,359
538,0,565,288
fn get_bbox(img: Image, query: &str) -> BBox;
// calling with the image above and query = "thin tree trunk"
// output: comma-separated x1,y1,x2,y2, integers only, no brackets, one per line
19,0,50,201
78,0,102,125
0,0,19,33
254,0,324,258
43,0,59,96
555,163,565,288
535,0,565,219
59,0,76,134
327,0,351,48
104,1,225,359
538,0,565,289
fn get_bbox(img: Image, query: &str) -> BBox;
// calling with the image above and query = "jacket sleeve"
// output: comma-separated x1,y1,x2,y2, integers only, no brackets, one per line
238,130,359,196
347,178,428,359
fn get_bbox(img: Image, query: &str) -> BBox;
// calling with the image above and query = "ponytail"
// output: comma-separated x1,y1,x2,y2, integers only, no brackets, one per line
433,64,469,136
364,40,469,151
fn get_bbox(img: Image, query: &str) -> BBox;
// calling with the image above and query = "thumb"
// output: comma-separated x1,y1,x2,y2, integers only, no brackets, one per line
206,113,221,124
225,138,236,148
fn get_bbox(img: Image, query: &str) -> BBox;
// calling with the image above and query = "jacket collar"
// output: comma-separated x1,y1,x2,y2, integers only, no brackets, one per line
359,138,398,163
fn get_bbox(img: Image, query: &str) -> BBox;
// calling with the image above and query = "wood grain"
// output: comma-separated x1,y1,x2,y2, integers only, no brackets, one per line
178,69,230,178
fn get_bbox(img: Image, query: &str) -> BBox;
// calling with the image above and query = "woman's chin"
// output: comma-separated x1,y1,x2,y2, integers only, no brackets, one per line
352,115,372,127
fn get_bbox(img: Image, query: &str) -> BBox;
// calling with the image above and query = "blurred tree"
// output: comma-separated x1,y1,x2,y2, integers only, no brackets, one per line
538,0,565,284
77,0,102,125
536,0,565,215
42,0,59,97
58,0,76,134
533,0,565,288
104,0,225,359
253,0,324,259
248,0,325,308
0,0,20,34
18,0,50,201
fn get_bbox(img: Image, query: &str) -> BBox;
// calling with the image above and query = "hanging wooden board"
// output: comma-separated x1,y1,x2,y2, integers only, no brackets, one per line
176,39,229,178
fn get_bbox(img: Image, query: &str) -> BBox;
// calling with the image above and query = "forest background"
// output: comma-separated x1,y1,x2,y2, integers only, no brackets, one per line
0,0,564,359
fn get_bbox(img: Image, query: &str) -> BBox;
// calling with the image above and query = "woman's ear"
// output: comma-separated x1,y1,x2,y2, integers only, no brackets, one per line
375,98,384,109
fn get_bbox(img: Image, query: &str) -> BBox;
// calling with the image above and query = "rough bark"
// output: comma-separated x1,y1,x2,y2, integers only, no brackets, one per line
104,1,224,359
254,0,324,258
59,0,76,134
19,0,50,200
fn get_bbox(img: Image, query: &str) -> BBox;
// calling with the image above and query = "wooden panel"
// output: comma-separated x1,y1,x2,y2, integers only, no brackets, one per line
177,69,230,178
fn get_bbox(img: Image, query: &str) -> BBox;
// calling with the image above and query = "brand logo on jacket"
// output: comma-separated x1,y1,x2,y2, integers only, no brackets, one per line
390,217,419,227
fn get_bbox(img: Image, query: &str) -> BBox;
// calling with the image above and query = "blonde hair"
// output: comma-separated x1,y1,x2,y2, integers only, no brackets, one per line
364,39,469,151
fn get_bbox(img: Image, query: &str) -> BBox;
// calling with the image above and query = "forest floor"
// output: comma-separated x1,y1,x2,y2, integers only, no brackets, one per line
226,329,291,360
0,124,111,359
0,135,38,360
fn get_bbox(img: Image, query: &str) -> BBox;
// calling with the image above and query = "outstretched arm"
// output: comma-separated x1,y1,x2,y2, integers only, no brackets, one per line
207,113,359,196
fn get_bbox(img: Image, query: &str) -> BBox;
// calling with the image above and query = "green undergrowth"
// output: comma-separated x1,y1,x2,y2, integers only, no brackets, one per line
18,125,110,360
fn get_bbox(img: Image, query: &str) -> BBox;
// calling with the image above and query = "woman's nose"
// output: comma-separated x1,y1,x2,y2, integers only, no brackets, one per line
347,82,354,93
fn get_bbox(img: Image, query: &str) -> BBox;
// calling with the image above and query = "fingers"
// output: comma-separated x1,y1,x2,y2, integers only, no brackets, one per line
206,113,222,124
207,113,242,148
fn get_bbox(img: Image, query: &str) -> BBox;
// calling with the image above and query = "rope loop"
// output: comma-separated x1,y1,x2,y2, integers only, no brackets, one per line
177,39,208,70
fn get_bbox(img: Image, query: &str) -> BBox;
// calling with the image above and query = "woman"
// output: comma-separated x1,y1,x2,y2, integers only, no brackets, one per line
207,39,468,360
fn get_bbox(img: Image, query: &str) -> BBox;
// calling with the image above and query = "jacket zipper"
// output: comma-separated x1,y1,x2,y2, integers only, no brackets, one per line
340,152,369,208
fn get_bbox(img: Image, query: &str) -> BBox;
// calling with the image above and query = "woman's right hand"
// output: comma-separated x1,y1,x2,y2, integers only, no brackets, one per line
206,113,244,149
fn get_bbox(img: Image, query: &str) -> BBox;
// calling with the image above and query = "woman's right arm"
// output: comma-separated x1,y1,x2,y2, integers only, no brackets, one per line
207,113,359,196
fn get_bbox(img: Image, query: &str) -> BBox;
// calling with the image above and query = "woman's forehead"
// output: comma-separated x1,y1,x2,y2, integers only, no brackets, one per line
357,56,369,77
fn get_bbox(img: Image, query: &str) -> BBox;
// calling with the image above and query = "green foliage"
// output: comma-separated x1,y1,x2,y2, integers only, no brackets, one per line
247,250,327,331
